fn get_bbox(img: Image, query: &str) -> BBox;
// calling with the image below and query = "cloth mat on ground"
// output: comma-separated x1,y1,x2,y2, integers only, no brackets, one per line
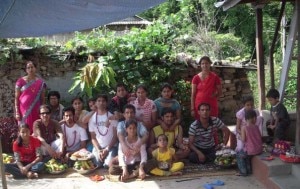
106,163,236,181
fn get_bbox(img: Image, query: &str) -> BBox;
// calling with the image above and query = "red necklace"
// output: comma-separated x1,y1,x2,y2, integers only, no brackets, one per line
95,112,109,136
63,123,77,148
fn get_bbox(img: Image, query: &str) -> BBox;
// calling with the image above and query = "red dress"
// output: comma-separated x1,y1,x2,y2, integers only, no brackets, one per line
192,72,221,118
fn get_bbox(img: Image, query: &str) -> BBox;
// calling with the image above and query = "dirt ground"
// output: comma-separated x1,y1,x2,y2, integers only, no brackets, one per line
1,174,265,189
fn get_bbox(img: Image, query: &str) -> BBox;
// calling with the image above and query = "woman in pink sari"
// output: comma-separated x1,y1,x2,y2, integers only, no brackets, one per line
191,56,222,119
15,61,46,133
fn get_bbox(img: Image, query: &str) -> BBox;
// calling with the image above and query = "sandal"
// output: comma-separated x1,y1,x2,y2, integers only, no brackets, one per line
210,180,224,186
90,174,105,182
203,184,213,189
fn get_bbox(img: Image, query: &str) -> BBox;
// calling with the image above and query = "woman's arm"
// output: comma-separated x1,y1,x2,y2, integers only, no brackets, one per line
170,109,181,131
41,88,46,105
236,118,242,135
81,111,95,124
215,84,222,98
176,126,187,150
14,88,21,121
190,84,197,116
148,130,157,149
150,110,157,130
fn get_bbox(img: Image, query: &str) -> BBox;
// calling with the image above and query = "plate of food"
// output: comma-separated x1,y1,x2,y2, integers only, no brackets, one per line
2,153,14,164
280,153,300,163
48,169,67,175
45,158,68,174
215,147,237,168
73,160,98,175
70,149,94,161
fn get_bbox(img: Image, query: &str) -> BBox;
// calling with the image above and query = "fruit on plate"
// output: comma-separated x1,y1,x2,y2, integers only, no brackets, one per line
74,160,95,170
45,158,68,173
71,149,93,160
215,147,236,166
2,153,14,164
215,156,237,166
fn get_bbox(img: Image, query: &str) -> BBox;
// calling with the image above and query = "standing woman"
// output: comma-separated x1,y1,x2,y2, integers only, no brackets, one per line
15,60,46,133
4,123,44,179
191,56,222,119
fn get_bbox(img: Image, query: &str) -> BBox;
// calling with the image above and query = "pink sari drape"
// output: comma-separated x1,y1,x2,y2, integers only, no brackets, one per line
16,78,45,132
192,72,221,118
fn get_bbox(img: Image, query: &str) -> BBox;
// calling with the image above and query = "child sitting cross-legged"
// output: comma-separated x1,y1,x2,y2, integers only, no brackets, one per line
108,119,147,182
148,134,184,176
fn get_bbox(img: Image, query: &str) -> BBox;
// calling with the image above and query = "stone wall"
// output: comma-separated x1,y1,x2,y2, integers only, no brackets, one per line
180,54,255,125
0,50,77,117
0,51,255,125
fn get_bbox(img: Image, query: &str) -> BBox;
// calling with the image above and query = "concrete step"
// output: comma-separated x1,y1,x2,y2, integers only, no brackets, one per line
291,164,300,179
270,174,299,189
252,153,296,189
253,153,292,177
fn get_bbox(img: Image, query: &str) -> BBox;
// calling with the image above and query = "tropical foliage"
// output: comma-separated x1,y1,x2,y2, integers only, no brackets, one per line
0,0,297,112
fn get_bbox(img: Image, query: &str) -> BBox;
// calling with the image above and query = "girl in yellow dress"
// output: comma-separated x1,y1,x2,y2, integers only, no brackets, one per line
150,134,184,176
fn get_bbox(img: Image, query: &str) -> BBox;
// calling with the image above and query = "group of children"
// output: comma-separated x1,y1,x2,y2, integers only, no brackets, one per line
5,82,290,180
234,88,290,176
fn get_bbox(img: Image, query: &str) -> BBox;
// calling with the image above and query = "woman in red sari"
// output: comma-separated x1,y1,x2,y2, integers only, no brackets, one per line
15,61,46,133
191,56,222,119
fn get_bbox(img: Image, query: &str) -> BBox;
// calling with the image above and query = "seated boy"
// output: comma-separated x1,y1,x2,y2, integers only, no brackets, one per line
108,83,135,121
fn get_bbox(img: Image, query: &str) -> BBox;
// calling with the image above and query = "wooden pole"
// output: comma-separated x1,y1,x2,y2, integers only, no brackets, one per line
295,0,300,154
0,136,8,189
255,7,266,109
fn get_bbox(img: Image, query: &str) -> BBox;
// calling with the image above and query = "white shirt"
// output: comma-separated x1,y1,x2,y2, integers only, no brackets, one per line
88,111,117,148
118,137,147,167
61,123,88,152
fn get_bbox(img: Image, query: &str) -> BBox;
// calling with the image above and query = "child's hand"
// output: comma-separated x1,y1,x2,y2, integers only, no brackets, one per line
180,144,189,151
159,122,169,131
268,125,276,130
122,144,132,157
133,140,142,151
99,149,108,161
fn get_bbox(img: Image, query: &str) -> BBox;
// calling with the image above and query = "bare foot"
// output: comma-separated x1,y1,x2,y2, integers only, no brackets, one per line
26,171,34,179
33,173,39,178
171,171,182,176
120,175,128,182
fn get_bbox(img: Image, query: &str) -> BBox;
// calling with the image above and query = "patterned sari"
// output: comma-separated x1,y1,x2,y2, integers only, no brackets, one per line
16,78,46,132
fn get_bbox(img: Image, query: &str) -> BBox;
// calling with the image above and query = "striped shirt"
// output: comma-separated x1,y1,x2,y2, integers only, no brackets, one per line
188,117,225,149
130,98,157,124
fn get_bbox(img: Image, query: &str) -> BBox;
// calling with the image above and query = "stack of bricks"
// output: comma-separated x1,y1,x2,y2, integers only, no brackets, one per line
213,67,253,124
178,53,255,125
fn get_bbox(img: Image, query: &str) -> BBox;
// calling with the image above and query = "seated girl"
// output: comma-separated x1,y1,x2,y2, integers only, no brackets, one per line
4,123,44,179
109,119,147,182
149,134,184,176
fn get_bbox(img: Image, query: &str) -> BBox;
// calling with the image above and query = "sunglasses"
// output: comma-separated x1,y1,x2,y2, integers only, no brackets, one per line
40,112,50,115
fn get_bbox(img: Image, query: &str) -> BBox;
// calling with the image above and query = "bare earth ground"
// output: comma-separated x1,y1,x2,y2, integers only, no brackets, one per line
1,174,265,189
